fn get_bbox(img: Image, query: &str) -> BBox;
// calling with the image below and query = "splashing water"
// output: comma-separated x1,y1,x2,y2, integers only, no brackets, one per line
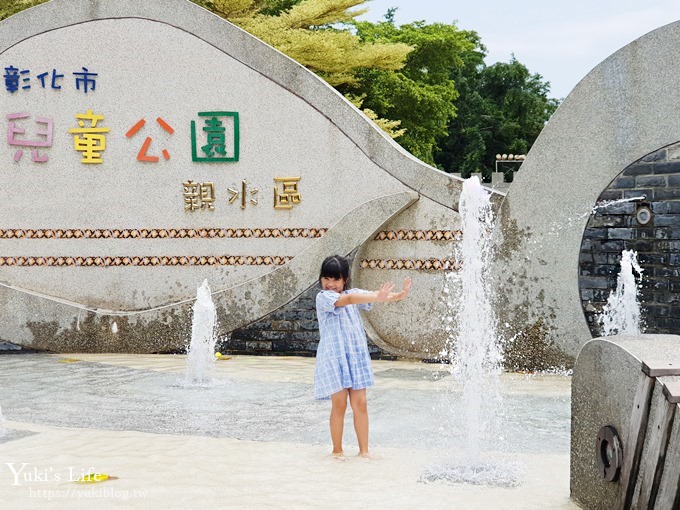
591,195,646,214
599,250,644,336
185,279,218,386
427,176,519,486
452,176,503,457
544,195,648,240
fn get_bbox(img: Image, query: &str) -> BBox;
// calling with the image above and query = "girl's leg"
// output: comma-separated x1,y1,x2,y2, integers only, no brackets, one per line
330,389,349,454
349,388,369,456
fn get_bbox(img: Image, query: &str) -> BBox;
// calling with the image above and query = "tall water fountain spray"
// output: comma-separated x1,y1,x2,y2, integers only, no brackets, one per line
452,176,503,458
424,176,513,485
185,279,218,386
599,249,644,336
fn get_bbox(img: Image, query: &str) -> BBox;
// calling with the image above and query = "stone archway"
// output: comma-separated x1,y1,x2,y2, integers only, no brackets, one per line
494,19,680,363
579,142,680,336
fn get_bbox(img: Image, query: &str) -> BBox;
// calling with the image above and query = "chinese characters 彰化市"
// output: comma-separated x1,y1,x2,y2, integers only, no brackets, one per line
3,66,98,93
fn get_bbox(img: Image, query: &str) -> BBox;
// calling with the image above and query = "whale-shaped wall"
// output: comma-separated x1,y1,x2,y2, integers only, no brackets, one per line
0,0,488,354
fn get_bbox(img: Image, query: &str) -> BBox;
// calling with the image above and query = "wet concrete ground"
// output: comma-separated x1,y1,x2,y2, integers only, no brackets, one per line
0,353,577,509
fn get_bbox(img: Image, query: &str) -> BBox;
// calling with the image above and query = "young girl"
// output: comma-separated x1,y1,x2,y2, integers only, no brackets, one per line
313,255,411,460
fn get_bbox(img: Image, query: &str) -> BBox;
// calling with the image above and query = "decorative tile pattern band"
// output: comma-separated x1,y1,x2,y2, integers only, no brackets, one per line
0,227,327,239
373,229,463,241
360,258,462,271
0,255,292,267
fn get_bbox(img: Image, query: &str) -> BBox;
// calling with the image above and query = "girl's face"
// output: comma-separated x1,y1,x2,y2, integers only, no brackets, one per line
320,276,346,293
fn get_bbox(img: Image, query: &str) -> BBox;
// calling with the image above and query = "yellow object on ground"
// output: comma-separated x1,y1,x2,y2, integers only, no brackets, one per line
74,473,117,484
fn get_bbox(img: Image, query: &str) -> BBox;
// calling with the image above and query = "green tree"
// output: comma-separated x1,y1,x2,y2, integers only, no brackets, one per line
0,0,48,20
351,19,475,164
237,0,412,88
436,56,558,180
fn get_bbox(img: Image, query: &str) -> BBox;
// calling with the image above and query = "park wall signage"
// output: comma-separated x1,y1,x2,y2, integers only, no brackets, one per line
0,0,469,354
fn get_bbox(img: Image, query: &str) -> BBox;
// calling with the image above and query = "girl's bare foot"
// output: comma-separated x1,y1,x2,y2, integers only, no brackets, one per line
331,451,347,462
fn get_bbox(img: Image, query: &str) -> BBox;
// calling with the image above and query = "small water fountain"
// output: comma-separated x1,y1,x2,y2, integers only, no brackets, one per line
598,250,644,336
185,279,218,386
423,176,520,486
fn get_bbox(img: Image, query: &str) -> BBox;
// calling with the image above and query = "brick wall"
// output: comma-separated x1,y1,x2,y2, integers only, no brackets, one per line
579,143,680,335
216,284,390,358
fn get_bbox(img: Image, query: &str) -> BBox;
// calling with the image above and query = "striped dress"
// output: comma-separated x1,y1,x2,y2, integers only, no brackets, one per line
313,289,374,400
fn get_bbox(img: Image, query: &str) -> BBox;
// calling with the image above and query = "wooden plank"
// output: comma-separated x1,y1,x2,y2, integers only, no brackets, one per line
655,403,680,509
629,381,674,509
619,371,655,509
661,379,680,404
642,360,680,377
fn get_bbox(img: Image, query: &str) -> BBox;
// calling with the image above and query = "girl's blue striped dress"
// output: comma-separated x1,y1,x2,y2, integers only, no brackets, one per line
313,288,374,400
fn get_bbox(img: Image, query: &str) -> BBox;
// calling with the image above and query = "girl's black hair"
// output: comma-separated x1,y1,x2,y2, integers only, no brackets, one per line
319,255,350,289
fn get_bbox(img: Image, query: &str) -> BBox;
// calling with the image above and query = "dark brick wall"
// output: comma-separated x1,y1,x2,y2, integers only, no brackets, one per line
579,143,680,335
216,284,390,358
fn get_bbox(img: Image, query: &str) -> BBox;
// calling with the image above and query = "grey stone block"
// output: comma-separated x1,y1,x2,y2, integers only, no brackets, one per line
579,277,612,289
611,177,637,188
653,214,680,226
635,228,655,239
653,161,680,174
636,175,668,187
245,341,273,351
607,228,636,239
650,201,680,213
638,253,667,265
642,150,667,162
599,190,625,200
584,228,608,239
590,216,627,228
623,163,654,176
653,189,680,199
654,227,671,239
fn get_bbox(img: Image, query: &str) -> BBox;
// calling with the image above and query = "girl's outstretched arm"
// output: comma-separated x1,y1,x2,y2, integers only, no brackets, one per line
335,278,412,307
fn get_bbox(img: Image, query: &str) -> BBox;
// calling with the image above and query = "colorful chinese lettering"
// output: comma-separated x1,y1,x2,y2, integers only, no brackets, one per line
274,177,302,209
68,109,109,164
183,180,215,211
126,117,175,162
7,113,54,162
191,111,239,162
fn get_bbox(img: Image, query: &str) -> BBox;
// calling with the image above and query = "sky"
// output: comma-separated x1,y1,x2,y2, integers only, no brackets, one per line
357,0,680,99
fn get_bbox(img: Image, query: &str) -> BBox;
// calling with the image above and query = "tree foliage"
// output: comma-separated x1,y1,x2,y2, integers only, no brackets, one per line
350,19,477,164
351,13,558,174
436,56,559,179
0,0,48,21
196,0,412,88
